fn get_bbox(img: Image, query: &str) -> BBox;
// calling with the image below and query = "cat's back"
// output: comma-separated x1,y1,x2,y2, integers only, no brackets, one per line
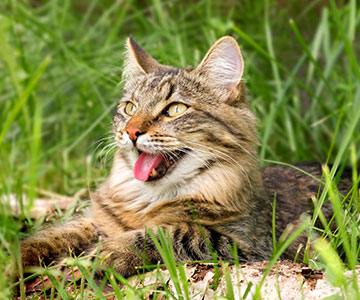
262,163,353,235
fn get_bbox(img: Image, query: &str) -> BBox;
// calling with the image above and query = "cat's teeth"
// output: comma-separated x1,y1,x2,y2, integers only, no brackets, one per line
150,169,158,177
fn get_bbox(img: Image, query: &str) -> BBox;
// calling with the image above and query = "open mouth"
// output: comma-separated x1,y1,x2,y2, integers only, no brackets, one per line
133,150,185,182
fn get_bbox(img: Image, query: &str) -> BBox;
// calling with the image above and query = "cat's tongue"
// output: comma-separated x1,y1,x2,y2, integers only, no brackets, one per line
134,152,164,181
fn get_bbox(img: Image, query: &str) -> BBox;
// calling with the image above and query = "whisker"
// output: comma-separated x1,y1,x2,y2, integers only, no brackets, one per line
98,142,117,166
181,149,213,171
177,145,223,169
182,140,253,190
167,148,213,173
103,144,118,166
90,135,114,149
100,141,118,155
130,135,253,191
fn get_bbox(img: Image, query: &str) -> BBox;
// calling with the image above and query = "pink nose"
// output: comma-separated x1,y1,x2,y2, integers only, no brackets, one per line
126,127,143,143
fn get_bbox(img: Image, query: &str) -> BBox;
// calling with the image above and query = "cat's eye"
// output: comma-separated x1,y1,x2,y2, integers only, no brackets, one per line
166,103,188,117
125,102,137,116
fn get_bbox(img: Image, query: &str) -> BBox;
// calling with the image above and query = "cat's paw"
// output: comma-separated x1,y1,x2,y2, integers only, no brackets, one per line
20,239,49,269
90,237,144,278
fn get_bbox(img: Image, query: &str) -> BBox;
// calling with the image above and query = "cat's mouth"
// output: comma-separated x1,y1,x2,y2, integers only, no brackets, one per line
134,150,185,182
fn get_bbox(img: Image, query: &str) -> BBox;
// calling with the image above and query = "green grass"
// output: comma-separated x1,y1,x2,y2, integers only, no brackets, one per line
1,0,359,299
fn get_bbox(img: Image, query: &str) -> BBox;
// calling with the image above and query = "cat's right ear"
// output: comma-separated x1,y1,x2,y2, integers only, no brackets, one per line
123,37,172,80
194,36,244,102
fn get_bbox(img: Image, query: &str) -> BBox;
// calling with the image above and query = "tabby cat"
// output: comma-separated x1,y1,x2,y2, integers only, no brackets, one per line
21,36,352,277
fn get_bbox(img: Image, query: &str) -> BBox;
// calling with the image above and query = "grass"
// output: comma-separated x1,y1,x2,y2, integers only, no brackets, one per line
0,0,359,298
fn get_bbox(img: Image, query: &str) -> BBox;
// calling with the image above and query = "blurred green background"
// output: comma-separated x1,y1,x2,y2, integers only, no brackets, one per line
0,0,359,296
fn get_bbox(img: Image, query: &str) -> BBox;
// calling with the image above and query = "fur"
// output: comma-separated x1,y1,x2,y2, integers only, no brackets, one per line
20,36,352,278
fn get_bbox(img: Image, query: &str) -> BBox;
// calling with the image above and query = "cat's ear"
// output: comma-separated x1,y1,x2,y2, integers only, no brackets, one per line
195,36,244,99
123,37,173,80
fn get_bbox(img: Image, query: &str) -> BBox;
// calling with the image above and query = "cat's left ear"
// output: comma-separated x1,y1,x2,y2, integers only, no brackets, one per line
194,36,244,101
123,37,174,81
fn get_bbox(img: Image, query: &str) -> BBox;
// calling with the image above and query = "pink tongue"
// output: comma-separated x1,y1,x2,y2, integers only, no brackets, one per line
134,152,164,181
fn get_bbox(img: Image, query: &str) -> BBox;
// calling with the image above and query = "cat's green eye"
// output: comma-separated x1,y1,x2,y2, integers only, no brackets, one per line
166,103,188,117
125,102,137,116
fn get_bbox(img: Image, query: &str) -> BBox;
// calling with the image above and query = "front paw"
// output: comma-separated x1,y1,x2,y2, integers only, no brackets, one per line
90,238,145,278
21,240,52,269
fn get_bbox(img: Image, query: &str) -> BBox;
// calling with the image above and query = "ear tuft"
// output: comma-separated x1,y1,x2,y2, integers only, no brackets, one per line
195,36,244,92
122,37,175,81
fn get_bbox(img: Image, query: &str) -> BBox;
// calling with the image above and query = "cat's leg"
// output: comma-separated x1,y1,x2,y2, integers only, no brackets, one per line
92,224,233,277
21,217,100,268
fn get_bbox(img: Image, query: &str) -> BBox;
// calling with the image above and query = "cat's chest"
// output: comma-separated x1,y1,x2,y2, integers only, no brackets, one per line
90,198,147,235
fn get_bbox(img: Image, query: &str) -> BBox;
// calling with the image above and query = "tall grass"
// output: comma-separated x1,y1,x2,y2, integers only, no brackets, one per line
0,0,359,298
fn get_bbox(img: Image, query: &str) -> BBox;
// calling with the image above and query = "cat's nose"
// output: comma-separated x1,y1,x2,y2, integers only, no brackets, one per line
126,127,144,144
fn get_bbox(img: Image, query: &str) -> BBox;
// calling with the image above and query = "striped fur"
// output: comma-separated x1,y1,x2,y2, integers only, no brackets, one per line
21,37,352,277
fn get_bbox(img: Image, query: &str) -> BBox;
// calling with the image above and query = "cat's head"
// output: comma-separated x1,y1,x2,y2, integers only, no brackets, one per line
113,36,258,189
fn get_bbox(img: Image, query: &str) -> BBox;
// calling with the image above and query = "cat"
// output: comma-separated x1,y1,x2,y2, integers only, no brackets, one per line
20,36,352,278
